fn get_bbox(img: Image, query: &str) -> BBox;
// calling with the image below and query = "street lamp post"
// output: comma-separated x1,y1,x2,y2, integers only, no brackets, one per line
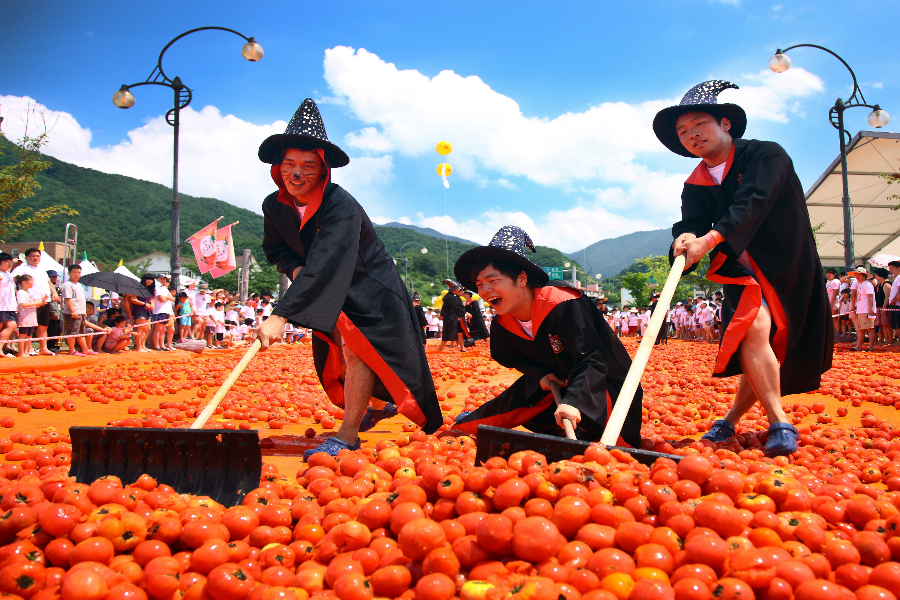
398,242,428,291
112,27,263,290
769,45,889,272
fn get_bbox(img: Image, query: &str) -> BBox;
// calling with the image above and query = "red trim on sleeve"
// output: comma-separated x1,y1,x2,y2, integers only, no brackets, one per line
746,255,789,363
455,393,555,434
313,331,345,407
684,145,735,186
336,312,427,427
459,317,470,338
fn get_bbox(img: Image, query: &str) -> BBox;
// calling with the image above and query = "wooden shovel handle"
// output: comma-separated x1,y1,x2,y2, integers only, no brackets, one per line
550,380,577,440
191,339,262,429
599,254,685,446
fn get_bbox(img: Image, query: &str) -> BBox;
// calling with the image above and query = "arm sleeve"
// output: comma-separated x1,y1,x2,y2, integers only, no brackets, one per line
262,204,305,279
271,201,361,333
553,301,612,422
488,324,554,384
669,184,713,274
711,142,791,257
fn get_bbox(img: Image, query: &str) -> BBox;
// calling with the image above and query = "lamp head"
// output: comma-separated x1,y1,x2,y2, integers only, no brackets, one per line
421,247,428,254
868,105,890,129
242,37,264,62
769,50,791,73
112,85,135,109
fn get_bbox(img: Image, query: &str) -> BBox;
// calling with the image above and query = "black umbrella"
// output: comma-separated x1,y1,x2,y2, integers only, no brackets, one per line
77,272,151,297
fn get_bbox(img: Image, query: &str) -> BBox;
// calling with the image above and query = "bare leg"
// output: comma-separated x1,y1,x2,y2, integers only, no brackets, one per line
37,325,51,354
456,333,464,351
335,343,375,446
734,305,789,425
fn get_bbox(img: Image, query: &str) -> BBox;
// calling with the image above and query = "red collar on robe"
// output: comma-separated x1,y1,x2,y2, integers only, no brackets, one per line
684,144,735,186
497,285,582,340
270,148,330,230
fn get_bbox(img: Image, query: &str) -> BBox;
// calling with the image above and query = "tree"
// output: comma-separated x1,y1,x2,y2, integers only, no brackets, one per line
637,255,693,301
682,254,721,299
0,106,77,243
620,272,650,307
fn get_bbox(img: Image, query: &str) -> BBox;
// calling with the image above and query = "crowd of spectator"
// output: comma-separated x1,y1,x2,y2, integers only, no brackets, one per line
601,293,724,342
826,262,899,352
0,248,308,358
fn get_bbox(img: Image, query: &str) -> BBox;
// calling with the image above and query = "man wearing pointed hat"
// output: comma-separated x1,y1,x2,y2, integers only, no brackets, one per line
438,279,468,352
452,226,643,447
255,99,442,456
655,80,832,457
411,291,428,346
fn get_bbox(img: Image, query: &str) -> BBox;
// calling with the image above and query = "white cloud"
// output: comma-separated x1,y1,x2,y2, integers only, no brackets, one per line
721,69,824,123
1,95,285,213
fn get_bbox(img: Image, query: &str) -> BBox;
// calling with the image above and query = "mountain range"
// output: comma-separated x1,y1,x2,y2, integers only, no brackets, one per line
566,229,673,279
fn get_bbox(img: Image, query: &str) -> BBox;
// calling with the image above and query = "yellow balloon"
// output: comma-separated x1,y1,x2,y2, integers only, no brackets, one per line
437,163,453,177
436,141,453,155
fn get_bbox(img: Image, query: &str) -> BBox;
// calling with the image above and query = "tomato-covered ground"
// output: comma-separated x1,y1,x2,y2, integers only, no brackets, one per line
0,338,899,600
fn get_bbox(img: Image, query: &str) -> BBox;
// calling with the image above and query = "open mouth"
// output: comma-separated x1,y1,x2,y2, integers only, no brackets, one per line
485,295,502,308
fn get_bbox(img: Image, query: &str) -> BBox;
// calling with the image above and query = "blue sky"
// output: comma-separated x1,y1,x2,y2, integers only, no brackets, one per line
1,0,896,252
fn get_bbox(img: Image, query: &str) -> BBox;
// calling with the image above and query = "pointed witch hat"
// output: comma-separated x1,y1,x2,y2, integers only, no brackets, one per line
653,80,747,157
258,98,350,167
454,225,550,292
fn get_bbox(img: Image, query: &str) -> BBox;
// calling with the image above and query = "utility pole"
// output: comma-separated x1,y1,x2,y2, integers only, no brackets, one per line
240,249,251,302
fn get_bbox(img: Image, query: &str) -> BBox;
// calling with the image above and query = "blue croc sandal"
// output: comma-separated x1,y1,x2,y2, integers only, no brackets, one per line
454,411,473,425
358,403,398,432
765,423,799,457
702,419,736,443
303,436,362,459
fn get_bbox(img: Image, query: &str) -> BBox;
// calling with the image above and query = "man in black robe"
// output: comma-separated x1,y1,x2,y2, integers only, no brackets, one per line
412,291,428,345
452,226,643,447
653,80,833,457
255,99,442,456
438,280,467,352
461,290,490,340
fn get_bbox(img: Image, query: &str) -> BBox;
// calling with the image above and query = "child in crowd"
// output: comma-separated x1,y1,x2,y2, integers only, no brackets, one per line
15,274,46,357
212,302,226,348
0,254,17,357
175,292,193,342
102,316,132,354
84,302,110,352
839,289,852,335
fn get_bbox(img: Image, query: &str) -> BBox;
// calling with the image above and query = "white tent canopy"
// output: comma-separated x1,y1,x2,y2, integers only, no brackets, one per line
806,130,900,267
114,265,140,281
38,251,64,275
78,260,99,275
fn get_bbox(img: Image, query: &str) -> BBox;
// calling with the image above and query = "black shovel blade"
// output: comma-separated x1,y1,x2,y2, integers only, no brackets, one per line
69,427,262,507
474,425,682,467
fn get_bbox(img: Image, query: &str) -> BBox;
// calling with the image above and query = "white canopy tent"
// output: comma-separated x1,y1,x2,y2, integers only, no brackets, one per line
38,251,64,275
114,265,141,281
806,130,900,268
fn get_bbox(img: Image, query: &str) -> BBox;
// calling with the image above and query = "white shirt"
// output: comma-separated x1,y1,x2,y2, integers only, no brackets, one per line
11,263,52,300
225,309,239,322
261,304,272,317
213,309,226,333
427,314,439,331
240,305,255,320
890,277,899,304
153,285,173,315
0,272,15,312
516,318,534,339
194,292,209,316
16,290,39,326
708,161,727,185
826,278,841,307
61,280,85,315
856,280,875,313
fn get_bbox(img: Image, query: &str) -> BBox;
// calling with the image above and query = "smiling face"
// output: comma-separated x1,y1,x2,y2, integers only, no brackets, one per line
474,264,533,320
281,149,325,203
675,111,733,164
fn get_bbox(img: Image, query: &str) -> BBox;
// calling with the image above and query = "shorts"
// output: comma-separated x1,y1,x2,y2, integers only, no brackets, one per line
855,313,875,330
0,311,16,323
152,313,171,324
180,316,192,326
17,326,35,338
132,306,151,321
893,310,900,330
840,314,849,322
877,310,892,327
36,304,50,328
215,332,224,341
63,315,85,336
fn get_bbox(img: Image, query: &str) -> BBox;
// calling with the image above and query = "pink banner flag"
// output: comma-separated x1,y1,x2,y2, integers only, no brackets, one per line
208,224,237,278
189,220,220,274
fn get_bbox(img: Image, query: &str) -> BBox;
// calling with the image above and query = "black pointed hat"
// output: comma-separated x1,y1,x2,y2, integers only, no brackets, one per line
258,98,350,167
454,225,550,292
653,80,747,158
442,279,460,292
411,291,422,301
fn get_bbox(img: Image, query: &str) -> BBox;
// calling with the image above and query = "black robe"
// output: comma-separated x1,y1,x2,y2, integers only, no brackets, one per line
455,284,642,447
670,139,833,393
465,299,490,340
414,303,427,344
440,292,466,341
649,299,667,345
262,165,442,434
